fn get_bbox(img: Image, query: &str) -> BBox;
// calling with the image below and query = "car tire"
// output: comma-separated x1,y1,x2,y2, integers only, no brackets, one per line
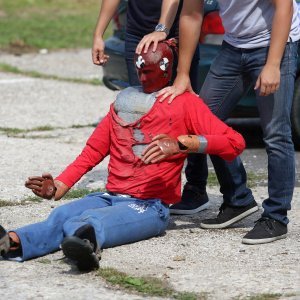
102,76,122,91
292,76,300,150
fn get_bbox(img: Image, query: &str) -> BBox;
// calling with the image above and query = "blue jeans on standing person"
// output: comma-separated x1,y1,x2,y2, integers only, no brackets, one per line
10,193,169,261
186,41,298,225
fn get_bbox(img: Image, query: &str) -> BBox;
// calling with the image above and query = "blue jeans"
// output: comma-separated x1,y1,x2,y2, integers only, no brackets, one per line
187,41,298,224
125,32,200,92
12,193,169,261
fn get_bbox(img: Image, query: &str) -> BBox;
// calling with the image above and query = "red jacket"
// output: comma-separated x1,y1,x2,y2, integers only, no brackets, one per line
56,92,245,204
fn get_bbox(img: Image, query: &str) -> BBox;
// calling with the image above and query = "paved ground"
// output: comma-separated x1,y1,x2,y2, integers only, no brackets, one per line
0,49,299,300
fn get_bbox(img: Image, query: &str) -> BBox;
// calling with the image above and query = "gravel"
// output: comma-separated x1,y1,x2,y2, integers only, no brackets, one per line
0,49,299,300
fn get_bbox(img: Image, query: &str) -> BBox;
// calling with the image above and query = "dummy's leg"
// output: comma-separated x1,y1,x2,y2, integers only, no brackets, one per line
1,193,111,261
61,196,169,270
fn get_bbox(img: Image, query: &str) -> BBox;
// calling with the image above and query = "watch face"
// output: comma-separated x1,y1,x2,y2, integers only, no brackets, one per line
155,24,164,31
155,24,169,34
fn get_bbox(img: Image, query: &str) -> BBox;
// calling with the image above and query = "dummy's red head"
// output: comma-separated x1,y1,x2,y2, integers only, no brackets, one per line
134,39,178,93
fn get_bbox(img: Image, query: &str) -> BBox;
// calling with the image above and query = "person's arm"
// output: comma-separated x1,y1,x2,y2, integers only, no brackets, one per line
136,0,180,54
157,0,204,103
254,0,293,96
92,0,121,65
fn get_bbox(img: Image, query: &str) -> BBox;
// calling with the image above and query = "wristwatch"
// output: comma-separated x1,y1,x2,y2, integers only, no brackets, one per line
155,24,170,36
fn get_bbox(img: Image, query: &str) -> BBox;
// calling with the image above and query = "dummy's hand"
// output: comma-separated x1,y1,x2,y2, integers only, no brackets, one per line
156,72,196,104
136,31,168,54
92,36,110,65
25,173,57,200
25,173,69,201
141,134,180,164
254,64,280,96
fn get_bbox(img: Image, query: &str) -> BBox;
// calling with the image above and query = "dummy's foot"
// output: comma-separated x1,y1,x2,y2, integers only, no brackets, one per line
0,226,10,257
170,184,209,215
62,236,100,271
61,225,100,272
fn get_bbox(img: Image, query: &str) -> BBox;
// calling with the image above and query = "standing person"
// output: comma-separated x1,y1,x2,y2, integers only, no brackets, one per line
0,41,245,272
158,0,300,244
92,0,200,90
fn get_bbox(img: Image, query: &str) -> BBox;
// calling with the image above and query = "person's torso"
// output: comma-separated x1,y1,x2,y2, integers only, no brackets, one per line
218,0,300,48
126,0,182,38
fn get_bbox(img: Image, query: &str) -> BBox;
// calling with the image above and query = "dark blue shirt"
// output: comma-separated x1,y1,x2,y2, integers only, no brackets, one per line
126,0,182,38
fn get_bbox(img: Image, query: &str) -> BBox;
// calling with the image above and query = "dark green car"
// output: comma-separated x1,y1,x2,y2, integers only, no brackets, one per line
103,0,300,149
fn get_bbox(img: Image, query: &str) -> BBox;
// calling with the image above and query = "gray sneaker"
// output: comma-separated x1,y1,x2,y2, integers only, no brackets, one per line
0,226,10,257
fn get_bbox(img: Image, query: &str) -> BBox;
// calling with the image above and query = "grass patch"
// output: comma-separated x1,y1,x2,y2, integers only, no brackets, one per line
37,258,52,264
0,196,42,207
207,171,267,188
237,294,283,300
62,188,105,200
0,0,113,52
0,125,57,137
0,189,104,207
0,63,102,85
0,124,94,138
98,267,205,300
71,124,95,129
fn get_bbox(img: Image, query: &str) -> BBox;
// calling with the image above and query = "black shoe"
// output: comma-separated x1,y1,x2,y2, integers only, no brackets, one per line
0,226,10,257
242,217,287,245
61,236,100,271
170,184,209,215
200,201,258,229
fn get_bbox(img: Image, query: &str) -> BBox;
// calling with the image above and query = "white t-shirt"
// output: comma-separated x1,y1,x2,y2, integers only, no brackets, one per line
218,0,300,48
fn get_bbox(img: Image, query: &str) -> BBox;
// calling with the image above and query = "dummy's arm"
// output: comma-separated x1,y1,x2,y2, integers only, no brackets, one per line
141,134,207,164
25,173,69,201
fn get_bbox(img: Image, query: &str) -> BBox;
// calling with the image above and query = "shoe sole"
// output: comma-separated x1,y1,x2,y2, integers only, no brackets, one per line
200,205,259,229
0,226,10,256
61,237,99,271
242,233,287,245
170,202,209,215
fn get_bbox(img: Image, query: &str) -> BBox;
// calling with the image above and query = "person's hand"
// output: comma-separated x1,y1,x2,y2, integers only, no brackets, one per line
25,173,57,200
254,64,280,96
156,72,196,104
141,134,180,164
92,36,110,65
136,31,168,54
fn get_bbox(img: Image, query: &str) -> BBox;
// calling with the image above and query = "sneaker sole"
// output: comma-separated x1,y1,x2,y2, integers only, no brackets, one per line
170,202,209,215
61,237,99,271
242,233,287,245
200,205,259,229
0,226,10,256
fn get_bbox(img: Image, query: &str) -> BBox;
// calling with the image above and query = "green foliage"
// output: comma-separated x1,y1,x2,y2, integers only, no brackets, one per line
0,63,102,85
207,171,267,188
237,293,283,300
62,188,105,200
0,0,112,51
